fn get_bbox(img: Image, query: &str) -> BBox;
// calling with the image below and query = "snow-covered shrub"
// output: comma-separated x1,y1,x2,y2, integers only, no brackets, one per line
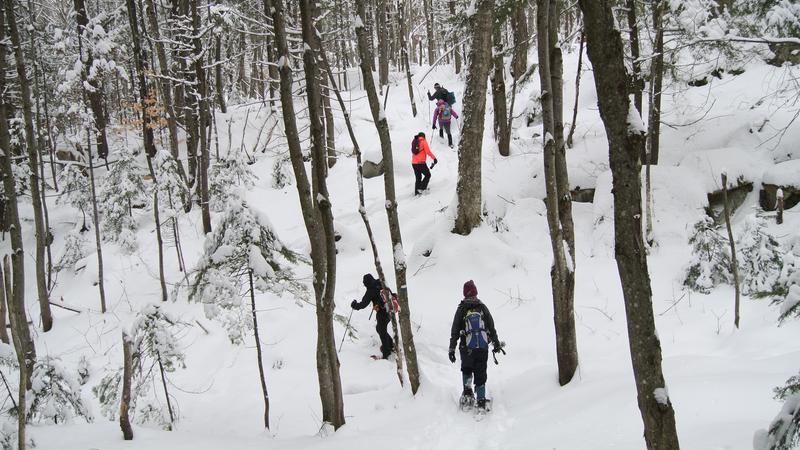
737,216,786,296
754,372,800,450
208,148,257,212
54,230,88,274
94,304,187,430
28,357,92,424
77,355,91,386
190,199,303,343
271,155,293,189
98,148,148,253
56,163,91,231
153,150,187,217
684,217,732,293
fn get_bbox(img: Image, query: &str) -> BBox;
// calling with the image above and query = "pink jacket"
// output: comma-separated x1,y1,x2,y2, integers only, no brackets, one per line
433,100,458,126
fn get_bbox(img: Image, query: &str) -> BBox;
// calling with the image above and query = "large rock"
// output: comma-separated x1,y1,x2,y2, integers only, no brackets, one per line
362,159,384,179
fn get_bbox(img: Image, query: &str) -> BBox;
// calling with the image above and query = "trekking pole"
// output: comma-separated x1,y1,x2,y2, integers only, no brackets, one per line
492,344,507,365
338,308,354,354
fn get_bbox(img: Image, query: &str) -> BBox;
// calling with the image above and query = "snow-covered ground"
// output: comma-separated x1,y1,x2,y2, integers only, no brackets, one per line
12,48,800,450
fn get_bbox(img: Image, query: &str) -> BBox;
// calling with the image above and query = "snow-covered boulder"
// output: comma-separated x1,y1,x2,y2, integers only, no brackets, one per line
362,159,384,179
761,159,800,210
677,147,772,193
591,166,708,255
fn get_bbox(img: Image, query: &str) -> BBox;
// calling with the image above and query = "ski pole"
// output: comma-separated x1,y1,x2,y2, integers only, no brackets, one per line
492,344,507,365
338,308,354,354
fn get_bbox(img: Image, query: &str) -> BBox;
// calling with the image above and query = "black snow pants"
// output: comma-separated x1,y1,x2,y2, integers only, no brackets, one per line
438,121,453,146
460,347,489,387
376,310,394,358
412,163,431,195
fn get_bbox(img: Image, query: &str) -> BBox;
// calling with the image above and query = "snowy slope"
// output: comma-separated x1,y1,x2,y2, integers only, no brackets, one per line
9,48,800,450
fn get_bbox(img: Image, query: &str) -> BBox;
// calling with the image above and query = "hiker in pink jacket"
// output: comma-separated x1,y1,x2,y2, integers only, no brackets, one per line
432,99,459,148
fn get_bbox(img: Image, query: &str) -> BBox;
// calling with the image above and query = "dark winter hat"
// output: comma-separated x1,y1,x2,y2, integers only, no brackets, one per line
434,83,441,89
417,132,426,139
363,273,376,287
463,280,478,298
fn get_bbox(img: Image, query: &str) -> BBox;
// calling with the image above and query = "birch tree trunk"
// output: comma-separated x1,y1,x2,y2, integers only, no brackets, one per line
453,0,494,235
355,0,421,394
4,0,52,332
578,1,681,448
270,0,345,428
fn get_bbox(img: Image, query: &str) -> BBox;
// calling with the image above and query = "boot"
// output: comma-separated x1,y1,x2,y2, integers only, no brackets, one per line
476,398,487,410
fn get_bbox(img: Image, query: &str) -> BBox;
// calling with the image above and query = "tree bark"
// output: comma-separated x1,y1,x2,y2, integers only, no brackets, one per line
72,0,110,160
321,76,337,168
86,137,108,313
626,0,642,114
398,0,417,117
4,0,52,332
423,0,434,64
566,30,584,149
511,0,529,79
376,0,389,87
0,267,8,344
120,332,134,440
355,0,421,394
190,0,211,234
214,35,227,113
453,0,494,235
449,0,461,74
647,0,664,165
491,12,510,157
578,1,681,448
249,270,270,429
721,173,741,329
270,0,345,428
126,0,157,158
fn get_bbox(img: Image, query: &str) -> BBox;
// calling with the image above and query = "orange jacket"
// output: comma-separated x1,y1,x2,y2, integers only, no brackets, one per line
412,136,436,164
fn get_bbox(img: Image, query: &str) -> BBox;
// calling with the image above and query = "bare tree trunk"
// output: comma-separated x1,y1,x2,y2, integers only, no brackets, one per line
120,333,134,440
376,0,389,86
398,0,417,117
190,0,211,234
491,12,510,157
721,173,741,329
423,0,434,64
449,0,461,74
453,0,493,235
271,0,345,428
157,354,175,429
321,77,336,168
511,0,529,79
566,30,584,149
4,0,52,332
626,0,642,114
146,159,169,302
72,0,110,159
249,270,270,429
126,0,157,158
0,268,8,344
355,0,421,394
647,0,664,165
215,35,227,113
578,1,680,448
537,0,577,386
87,138,108,313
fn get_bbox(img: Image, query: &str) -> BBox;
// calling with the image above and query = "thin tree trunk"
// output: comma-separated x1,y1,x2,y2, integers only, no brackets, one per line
626,0,642,114
322,77,336,168
4,0,52,332
647,0,664,165
72,0,110,159
0,267,8,344
157,354,175,429
355,0,421,394
721,173,741,329
578,1,681,448
249,270,270,429
87,137,108,313
398,0,417,117
511,0,529,79
120,332,134,440
377,0,389,86
423,0,434,64
491,12,510,156
126,0,157,158
453,0,493,235
146,159,168,302
215,35,226,113
566,30,584,149
450,1,461,73
270,0,345,428
191,0,211,234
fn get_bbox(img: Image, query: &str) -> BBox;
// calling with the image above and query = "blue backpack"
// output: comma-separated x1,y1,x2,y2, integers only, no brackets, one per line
439,103,451,121
464,309,489,349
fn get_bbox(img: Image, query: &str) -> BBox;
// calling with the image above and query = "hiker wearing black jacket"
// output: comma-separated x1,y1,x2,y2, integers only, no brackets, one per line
351,273,394,359
448,280,501,410
427,83,450,103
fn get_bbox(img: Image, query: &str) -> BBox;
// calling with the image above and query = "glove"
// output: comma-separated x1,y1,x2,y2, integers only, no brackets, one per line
448,348,456,363
432,124,436,130
350,300,358,309
430,159,437,169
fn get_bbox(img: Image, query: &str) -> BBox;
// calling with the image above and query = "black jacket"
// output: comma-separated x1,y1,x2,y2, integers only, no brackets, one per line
428,87,449,102
449,297,499,350
353,274,384,312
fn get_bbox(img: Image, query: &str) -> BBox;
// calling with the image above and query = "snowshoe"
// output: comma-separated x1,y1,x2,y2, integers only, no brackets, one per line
370,354,387,360
474,399,492,421
459,387,475,412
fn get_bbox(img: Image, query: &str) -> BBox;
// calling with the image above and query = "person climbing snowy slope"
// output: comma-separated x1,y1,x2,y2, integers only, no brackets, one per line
432,99,458,148
411,132,437,196
351,274,395,359
449,280,503,412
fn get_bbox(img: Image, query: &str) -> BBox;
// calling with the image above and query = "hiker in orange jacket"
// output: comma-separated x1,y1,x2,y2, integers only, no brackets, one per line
410,132,437,196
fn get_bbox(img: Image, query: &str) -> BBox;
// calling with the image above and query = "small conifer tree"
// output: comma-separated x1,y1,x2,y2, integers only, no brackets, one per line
684,217,732,293
98,148,148,253
208,148,257,212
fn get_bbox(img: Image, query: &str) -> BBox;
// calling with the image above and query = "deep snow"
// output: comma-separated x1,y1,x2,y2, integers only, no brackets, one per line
8,45,800,450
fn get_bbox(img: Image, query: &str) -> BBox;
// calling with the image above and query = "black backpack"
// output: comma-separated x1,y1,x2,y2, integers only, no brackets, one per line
446,90,456,106
411,136,421,155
